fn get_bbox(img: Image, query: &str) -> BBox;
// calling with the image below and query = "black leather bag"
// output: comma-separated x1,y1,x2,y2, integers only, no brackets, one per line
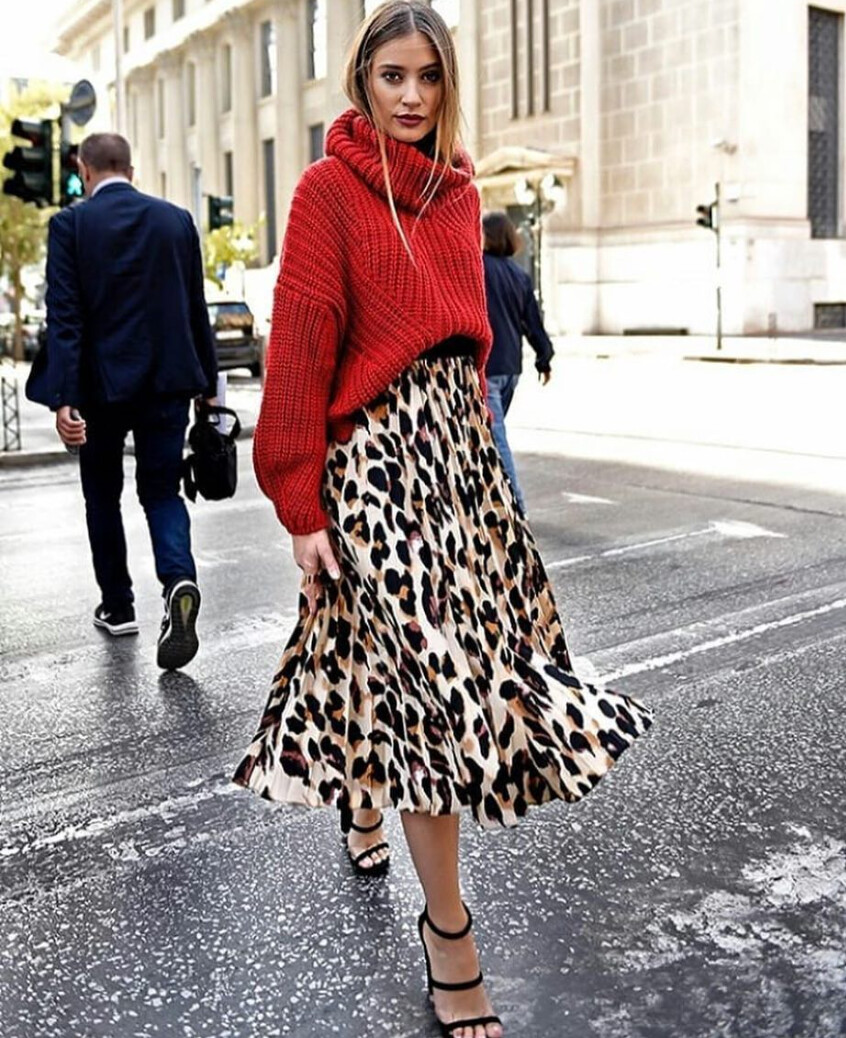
183,404,241,502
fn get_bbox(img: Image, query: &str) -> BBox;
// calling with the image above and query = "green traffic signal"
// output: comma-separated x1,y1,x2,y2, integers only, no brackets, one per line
2,117,54,206
60,141,84,207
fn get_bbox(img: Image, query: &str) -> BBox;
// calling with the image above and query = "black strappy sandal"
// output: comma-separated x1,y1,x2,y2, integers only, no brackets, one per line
417,903,503,1037
339,805,391,877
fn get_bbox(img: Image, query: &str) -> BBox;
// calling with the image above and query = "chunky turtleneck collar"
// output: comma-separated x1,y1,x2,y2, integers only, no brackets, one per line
325,108,474,212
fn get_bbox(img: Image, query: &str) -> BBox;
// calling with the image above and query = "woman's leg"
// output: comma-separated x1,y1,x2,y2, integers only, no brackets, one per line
347,807,390,867
401,813,503,1038
486,376,527,515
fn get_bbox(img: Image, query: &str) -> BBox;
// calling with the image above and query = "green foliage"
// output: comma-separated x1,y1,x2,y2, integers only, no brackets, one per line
203,220,261,288
0,81,66,361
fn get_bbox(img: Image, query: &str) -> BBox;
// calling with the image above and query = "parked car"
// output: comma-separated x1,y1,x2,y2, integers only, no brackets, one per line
207,299,263,378
0,311,44,361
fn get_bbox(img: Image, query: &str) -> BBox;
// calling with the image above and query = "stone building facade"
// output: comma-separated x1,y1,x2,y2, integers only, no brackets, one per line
51,0,846,335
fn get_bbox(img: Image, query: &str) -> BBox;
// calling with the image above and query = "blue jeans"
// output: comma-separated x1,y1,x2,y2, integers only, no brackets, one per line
486,373,526,513
79,395,195,610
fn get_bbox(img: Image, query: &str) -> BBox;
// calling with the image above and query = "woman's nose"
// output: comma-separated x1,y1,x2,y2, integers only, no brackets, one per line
403,79,422,106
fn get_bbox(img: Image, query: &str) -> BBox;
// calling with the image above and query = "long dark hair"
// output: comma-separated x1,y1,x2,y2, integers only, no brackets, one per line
482,211,522,257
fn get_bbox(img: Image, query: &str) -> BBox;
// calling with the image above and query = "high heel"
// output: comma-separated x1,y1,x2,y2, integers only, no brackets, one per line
339,805,390,877
417,903,502,1036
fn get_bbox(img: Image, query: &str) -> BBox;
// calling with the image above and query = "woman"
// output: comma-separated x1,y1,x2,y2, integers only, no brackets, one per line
234,4,652,1036
483,211,554,515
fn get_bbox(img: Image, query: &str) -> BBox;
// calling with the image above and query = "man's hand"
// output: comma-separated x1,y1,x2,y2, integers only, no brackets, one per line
56,406,86,447
538,370,552,386
292,530,341,616
194,395,219,413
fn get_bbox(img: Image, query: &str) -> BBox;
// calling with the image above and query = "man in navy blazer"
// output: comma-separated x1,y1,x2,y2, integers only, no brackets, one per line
44,132,217,670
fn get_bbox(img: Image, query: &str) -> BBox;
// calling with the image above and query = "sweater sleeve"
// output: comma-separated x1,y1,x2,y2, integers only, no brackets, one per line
253,166,347,534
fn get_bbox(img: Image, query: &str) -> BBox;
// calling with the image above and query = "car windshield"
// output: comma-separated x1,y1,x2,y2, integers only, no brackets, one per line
208,302,251,327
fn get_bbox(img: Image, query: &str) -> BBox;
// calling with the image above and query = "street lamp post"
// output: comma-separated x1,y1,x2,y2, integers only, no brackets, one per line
513,173,567,313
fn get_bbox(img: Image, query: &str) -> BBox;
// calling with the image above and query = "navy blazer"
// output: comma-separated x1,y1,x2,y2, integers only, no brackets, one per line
483,253,555,378
40,182,217,410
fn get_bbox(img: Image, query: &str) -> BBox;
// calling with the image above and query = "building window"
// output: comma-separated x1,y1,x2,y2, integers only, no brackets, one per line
173,0,185,21
160,171,167,198
263,138,277,260
123,25,130,53
144,6,156,39
307,0,327,80
510,0,519,118
540,0,550,113
186,63,196,127
221,43,232,112
91,43,101,72
260,19,277,97
157,79,165,138
309,122,325,163
223,150,234,198
808,7,842,238
509,0,548,118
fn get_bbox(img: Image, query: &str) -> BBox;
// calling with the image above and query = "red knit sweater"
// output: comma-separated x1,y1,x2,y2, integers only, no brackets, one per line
253,108,493,535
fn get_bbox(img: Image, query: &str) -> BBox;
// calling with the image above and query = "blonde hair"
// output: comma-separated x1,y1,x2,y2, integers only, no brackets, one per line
343,1,461,253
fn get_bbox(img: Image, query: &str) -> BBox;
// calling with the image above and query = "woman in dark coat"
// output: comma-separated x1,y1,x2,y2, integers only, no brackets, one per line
483,211,554,515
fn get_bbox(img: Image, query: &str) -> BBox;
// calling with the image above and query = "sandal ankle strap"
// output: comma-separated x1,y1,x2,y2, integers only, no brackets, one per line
421,902,473,941
348,812,384,834
430,970,484,992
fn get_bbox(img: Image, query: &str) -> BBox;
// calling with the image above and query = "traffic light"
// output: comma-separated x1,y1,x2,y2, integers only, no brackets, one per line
696,201,718,232
208,194,234,230
2,118,54,206
60,140,84,207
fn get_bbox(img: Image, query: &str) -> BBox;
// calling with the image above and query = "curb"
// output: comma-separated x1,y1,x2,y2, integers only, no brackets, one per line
682,355,846,366
0,424,257,472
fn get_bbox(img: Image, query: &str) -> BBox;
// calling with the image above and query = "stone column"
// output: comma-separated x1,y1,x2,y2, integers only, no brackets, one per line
228,10,260,226
276,0,304,236
127,68,157,196
162,51,189,208
578,0,601,230
194,33,221,206
325,0,361,121
458,0,481,161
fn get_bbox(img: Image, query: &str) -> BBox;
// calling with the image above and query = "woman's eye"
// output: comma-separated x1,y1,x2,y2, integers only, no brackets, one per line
382,72,402,83
423,71,442,83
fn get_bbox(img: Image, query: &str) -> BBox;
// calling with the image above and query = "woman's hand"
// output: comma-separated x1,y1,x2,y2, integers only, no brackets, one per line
292,530,341,615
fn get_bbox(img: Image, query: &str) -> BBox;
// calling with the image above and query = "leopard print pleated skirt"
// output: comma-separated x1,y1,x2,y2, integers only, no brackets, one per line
233,355,652,827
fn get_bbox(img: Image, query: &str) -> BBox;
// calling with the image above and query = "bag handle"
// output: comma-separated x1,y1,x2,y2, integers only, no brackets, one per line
197,402,241,440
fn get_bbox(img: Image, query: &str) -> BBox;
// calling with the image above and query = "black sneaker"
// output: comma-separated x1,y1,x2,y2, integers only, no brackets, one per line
157,579,201,670
93,603,139,636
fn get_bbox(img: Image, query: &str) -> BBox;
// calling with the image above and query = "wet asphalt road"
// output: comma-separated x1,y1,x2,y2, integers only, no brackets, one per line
1,444,845,1038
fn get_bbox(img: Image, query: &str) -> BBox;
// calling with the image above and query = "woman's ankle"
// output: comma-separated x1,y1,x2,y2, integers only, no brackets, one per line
425,900,471,935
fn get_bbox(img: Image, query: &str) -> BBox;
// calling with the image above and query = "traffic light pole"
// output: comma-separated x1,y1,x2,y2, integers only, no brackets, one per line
715,181,722,352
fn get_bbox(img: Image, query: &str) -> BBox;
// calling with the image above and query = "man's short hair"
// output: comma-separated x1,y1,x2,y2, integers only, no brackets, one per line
79,133,132,175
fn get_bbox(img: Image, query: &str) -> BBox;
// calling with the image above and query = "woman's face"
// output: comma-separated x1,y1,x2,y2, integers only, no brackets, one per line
367,31,444,144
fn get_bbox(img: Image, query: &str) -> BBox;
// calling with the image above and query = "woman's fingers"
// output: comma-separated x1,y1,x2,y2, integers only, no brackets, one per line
301,570,321,616
293,531,340,615
317,538,341,580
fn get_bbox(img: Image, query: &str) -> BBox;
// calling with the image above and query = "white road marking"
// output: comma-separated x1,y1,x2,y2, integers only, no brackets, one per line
597,597,846,684
561,492,617,505
547,519,785,570
0,780,239,859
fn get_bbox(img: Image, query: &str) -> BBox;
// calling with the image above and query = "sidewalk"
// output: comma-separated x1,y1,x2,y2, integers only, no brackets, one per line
0,364,262,468
2,333,845,468
557,332,846,365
